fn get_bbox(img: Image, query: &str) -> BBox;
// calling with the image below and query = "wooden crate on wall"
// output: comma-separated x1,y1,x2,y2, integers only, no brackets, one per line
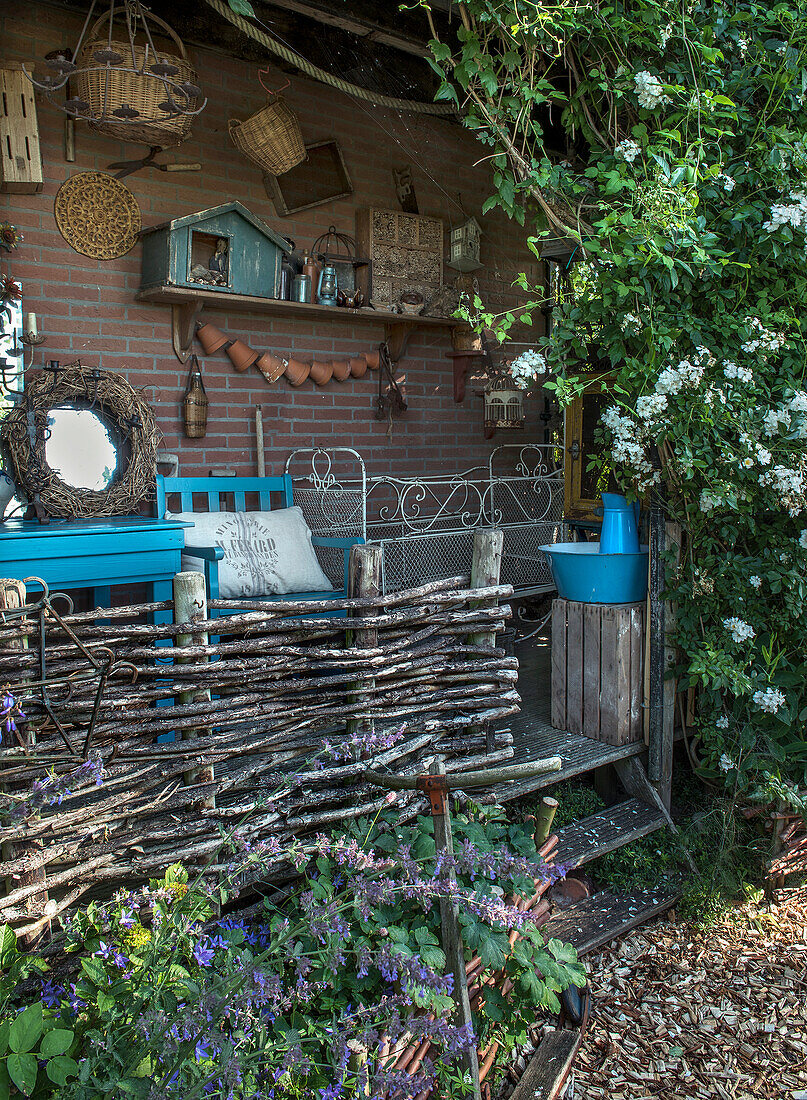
551,598,644,745
0,64,43,194
355,208,443,309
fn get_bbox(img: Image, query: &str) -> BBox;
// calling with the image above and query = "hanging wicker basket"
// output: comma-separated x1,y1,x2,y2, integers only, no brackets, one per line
73,10,200,146
229,73,306,176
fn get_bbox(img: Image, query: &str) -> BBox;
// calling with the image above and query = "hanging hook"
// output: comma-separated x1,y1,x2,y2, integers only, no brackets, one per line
258,69,290,97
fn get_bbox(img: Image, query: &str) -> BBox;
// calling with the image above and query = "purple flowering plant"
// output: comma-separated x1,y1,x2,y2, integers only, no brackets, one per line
0,770,582,1099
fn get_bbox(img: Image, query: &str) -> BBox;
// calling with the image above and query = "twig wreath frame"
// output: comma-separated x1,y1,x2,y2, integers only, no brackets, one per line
1,362,159,518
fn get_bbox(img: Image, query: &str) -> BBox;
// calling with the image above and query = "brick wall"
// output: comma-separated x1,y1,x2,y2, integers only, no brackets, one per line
1,3,546,489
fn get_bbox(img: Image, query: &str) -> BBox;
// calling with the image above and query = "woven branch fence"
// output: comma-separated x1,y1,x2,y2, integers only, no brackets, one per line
0,541,519,937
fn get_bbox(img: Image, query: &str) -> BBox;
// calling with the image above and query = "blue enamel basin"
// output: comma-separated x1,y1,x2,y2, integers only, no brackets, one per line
539,542,649,604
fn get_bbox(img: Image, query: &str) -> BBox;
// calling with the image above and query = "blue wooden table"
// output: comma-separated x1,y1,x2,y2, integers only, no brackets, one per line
0,517,192,610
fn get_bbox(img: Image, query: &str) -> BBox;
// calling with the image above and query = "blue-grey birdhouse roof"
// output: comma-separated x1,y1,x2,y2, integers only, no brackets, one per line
143,201,291,252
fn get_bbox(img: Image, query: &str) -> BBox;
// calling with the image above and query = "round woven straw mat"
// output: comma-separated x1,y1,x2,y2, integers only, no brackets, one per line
54,172,142,260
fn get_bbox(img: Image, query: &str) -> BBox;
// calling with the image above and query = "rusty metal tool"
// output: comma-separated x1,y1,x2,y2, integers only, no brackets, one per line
107,145,201,179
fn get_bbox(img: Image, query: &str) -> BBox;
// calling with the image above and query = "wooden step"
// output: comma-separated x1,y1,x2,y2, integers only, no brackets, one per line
542,886,680,956
509,1027,580,1100
555,798,667,869
496,719,645,802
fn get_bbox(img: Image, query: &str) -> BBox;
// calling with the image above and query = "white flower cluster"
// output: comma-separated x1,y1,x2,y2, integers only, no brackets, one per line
755,445,772,466
699,489,722,513
749,575,762,589
615,139,642,163
636,393,668,422
718,753,735,772
716,715,729,729
723,617,755,643
634,70,669,110
723,361,754,384
620,311,642,334
601,405,657,486
509,349,547,390
763,188,807,233
753,687,786,714
762,408,791,436
655,357,705,395
759,465,805,516
741,318,787,355
659,22,673,48
787,392,807,439
717,173,736,193
799,530,807,549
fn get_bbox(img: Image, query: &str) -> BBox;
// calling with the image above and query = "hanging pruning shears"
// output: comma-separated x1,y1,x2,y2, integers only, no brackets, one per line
107,145,201,179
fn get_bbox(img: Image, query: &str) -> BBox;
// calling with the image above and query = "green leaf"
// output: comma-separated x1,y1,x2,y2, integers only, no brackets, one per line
45,1056,79,1087
81,956,107,986
7,1053,37,1096
0,1021,8,1055
40,1028,74,1058
547,938,579,965
227,0,255,16
117,1077,150,1097
0,1062,9,1100
9,1004,42,1054
0,927,16,966
97,992,116,1014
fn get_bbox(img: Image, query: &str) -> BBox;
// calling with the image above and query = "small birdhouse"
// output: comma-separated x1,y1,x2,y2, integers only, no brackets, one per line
447,216,482,273
140,201,290,299
484,373,524,430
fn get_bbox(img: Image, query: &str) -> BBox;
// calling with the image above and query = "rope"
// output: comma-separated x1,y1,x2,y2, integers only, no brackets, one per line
203,0,456,116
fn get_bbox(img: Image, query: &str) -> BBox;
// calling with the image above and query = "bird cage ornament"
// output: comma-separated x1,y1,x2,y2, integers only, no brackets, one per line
447,216,482,273
484,371,525,431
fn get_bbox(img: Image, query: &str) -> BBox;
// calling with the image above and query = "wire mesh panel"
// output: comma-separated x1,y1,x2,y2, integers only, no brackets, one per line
286,448,366,539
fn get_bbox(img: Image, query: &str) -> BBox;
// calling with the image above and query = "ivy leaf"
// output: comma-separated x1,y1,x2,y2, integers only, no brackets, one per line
7,1053,37,1096
45,1056,79,1086
40,1029,74,1058
9,1003,42,1054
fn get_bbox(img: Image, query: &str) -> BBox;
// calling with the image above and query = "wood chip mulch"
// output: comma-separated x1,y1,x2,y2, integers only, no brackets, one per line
568,883,807,1100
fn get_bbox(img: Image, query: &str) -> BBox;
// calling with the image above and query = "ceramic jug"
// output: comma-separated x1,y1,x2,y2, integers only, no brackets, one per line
599,493,640,554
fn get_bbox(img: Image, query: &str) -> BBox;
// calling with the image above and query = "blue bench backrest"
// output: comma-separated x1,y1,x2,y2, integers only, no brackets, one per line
156,474,294,517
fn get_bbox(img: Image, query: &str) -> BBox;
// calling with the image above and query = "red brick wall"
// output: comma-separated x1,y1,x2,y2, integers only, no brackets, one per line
1,3,545,489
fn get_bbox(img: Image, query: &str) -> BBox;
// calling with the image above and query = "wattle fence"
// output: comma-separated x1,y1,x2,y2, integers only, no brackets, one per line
0,548,519,938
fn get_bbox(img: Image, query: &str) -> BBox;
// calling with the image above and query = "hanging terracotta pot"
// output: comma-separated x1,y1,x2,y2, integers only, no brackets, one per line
255,352,286,383
364,349,380,371
349,356,367,379
226,338,259,373
331,358,351,382
196,321,229,355
285,357,311,386
309,359,333,386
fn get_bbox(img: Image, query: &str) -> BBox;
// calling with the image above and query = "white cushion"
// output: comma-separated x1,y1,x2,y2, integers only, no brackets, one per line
170,507,333,599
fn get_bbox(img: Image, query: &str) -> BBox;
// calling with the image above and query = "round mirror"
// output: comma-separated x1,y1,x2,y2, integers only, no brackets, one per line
45,407,118,491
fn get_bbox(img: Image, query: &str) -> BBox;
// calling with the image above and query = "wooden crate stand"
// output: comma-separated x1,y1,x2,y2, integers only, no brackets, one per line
551,598,644,745
0,65,43,194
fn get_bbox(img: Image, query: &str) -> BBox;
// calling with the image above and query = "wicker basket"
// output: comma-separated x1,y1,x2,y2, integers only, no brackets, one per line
74,11,199,146
229,78,306,176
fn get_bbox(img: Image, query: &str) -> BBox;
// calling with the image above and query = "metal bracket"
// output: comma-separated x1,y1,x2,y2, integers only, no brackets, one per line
416,773,449,815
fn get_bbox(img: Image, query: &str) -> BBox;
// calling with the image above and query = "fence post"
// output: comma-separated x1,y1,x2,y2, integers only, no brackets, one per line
346,545,383,747
0,579,48,935
647,499,673,810
173,571,215,807
470,529,504,753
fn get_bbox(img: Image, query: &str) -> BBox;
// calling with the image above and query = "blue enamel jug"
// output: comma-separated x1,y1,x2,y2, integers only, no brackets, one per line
599,493,640,554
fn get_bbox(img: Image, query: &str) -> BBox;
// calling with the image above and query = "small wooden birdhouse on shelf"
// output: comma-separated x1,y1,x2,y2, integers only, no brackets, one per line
484,371,524,431
447,216,482,273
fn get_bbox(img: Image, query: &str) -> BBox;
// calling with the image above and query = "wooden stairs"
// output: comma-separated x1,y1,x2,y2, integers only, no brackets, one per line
487,638,681,1099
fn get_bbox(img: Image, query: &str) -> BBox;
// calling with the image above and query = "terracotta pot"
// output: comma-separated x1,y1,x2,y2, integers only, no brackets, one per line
349,356,367,379
309,359,333,386
451,323,482,353
284,357,311,386
254,352,286,384
331,358,351,382
364,349,380,371
196,321,229,355
226,338,259,373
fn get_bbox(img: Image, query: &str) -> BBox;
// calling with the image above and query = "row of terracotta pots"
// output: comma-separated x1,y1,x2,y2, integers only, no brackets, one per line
195,321,381,388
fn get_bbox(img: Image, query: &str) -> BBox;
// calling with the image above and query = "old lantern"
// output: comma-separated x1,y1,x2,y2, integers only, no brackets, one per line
447,216,482,273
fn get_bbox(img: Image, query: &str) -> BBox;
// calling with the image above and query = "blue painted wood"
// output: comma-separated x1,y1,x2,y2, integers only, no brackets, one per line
140,201,289,299
0,518,192,602
156,474,363,617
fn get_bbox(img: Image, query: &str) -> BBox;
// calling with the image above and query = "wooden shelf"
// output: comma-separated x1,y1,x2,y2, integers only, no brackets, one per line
137,284,456,362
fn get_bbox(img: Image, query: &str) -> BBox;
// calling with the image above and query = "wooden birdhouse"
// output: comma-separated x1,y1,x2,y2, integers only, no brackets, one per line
484,373,524,430
447,216,482,273
140,201,290,299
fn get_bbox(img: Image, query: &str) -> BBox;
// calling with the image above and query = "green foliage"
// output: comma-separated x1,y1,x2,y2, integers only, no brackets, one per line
427,0,807,800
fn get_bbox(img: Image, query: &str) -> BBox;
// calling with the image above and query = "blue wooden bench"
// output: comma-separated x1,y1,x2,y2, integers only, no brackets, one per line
155,474,363,615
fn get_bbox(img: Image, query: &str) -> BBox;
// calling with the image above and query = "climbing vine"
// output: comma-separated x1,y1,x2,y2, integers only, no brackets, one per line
423,1,807,804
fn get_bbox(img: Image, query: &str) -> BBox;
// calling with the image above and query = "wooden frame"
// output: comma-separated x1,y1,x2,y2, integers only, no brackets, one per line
563,373,614,523
263,140,353,216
